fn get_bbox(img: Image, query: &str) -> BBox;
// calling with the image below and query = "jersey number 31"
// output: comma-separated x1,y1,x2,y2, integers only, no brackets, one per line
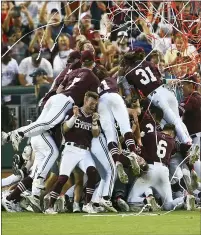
135,66,157,85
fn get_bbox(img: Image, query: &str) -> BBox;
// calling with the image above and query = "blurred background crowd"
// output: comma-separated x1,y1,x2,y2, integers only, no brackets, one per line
1,1,201,129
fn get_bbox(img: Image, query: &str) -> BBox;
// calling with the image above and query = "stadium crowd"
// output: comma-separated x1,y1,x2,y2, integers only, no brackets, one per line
1,1,201,214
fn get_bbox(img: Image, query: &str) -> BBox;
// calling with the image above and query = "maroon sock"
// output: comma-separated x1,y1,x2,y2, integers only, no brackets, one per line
49,175,68,207
124,132,136,152
85,166,97,203
108,142,120,163
7,176,33,202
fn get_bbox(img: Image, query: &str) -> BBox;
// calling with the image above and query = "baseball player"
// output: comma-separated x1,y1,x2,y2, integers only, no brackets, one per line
127,124,195,211
45,91,100,214
179,75,201,179
2,50,100,153
119,47,192,144
96,67,141,183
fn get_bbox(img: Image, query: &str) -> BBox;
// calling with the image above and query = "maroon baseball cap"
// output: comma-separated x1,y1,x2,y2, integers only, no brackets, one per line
81,50,95,63
183,74,198,83
69,50,81,60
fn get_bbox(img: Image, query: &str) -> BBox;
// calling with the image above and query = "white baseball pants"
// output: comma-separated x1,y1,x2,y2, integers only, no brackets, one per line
19,94,74,137
98,92,132,144
30,132,59,196
2,174,21,187
91,134,116,202
148,86,191,143
60,145,95,177
127,163,184,210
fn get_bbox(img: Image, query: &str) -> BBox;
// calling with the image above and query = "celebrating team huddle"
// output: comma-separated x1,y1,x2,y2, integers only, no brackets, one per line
2,47,201,214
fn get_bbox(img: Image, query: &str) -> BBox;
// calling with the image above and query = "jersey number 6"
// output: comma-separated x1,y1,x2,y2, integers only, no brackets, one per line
157,140,167,158
135,66,157,85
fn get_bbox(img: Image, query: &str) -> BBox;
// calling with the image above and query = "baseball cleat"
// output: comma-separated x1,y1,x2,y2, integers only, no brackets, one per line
127,152,140,176
25,195,42,213
116,162,129,184
93,205,106,213
186,194,196,211
146,196,161,212
12,154,21,175
2,131,9,145
100,198,117,213
183,173,193,194
117,198,129,212
44,207,58,215
55,195,65,213
22,145,32,161
191,170,199,190
188,144,200,164
82,203,97,214
43,194,50,211
73,202,81,213
1,197,16,212
10,131,23,151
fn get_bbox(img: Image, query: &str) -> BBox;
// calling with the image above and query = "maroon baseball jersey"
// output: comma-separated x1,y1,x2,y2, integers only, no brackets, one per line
62,68,100,106
139,112,162,134
98,77,119,96
141,131,176,166
125,61,162,96
179,92,201,135
39,64,72,107
63,108,93,148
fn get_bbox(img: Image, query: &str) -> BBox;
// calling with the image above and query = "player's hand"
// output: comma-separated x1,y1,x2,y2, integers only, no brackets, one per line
92,112,100,122
73,106,79,117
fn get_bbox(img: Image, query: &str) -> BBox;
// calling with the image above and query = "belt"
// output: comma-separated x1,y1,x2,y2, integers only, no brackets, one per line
65,142,89,150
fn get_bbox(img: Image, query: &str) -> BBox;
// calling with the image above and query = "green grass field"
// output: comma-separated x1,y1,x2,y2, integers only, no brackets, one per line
2,211,200,235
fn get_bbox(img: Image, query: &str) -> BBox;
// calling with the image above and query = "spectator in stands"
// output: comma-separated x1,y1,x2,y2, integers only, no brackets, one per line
164,33,198,66
18,53,53,86
40,3,72,41
1,1,14,43
53,34,73,77
29,26,52,62
15,1,39,28
7,27,29,64
3,5,34,45
2,45,19,102
2,45,19,87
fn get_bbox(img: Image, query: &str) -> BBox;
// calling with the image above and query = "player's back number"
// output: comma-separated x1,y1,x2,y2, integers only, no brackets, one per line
135,66,157,85
157,140,167,158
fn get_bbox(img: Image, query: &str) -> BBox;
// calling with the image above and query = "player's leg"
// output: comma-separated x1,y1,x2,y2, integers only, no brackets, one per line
154,164,185,211
98,100,128,183
109,93,136,152
91,134,116,199
46,146,82,214
31,133,59,196
78,151,98,213
192,133,201,178
6,94,73,151
91,135,117,212
2,174,21,188
148,87,191,143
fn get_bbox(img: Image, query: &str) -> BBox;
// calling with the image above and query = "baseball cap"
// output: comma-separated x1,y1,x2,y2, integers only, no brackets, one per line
69,50,81,60
50,8,59,14
182,74,199,84
81,50,95,63
80,12,91,20
29,68,47,77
